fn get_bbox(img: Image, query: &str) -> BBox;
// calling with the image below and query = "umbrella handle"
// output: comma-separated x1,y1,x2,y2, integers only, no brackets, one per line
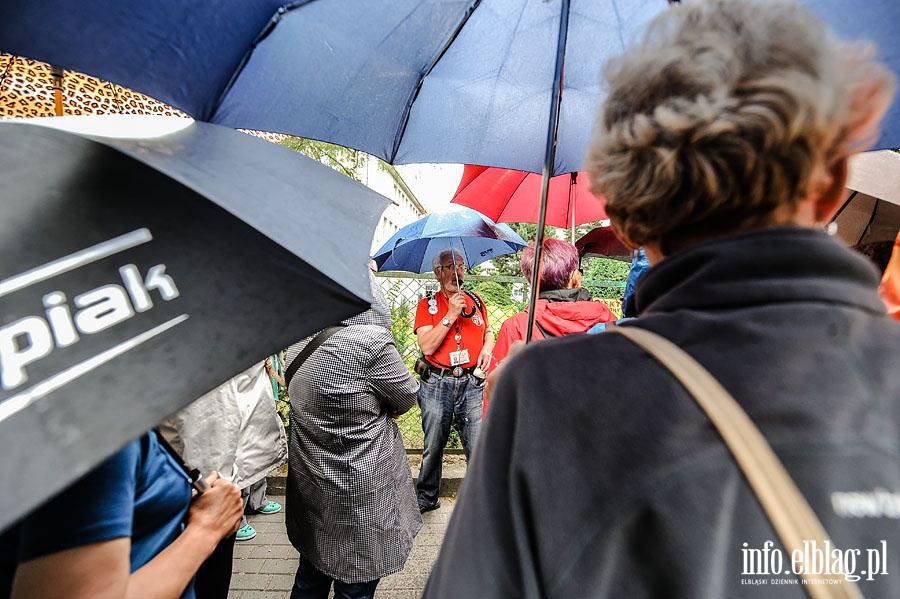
449,239,475,318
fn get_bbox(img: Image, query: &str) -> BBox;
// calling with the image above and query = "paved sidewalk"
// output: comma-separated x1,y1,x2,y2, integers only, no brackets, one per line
228,496,456,598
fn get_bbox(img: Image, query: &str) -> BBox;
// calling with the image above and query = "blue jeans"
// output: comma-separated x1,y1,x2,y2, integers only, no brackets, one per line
416,371,484,507
291,556,379,599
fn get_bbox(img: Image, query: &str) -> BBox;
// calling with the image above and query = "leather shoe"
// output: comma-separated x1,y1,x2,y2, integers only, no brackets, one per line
419,500,441,514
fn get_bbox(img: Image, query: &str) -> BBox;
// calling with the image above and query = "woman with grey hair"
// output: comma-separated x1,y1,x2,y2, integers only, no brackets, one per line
284,272,421,599
425,1,899,597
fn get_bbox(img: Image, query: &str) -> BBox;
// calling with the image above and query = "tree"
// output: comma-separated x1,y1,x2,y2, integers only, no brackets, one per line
490,222,542,276
581,256,630,299
279,138,365,181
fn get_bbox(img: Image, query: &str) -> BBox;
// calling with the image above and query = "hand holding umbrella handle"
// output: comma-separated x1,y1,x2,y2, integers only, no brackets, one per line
461,305,476,318
190,468,210,494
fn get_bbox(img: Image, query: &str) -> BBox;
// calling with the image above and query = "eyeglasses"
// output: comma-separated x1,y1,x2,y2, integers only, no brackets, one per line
440,263,466,272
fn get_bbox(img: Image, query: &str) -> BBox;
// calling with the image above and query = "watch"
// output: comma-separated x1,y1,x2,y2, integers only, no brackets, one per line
441,317,452,327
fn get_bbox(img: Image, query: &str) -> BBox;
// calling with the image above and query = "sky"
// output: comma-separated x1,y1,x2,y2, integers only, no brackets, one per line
395,163,464,213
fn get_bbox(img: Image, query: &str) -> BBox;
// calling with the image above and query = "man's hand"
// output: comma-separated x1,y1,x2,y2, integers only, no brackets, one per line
187,472,243,540
447,292,466,320
476,349,492,371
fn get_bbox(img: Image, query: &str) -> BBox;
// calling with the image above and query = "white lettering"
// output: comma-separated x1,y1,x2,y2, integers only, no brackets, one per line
742,541,782,575
0,317,53,389
120,263,179,312
752,539,889,583
43,291,79,347
73,285,135,334
832,489,900,518
0,263,179,391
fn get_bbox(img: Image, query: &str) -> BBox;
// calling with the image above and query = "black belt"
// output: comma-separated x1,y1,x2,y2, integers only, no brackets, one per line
429,364,475,378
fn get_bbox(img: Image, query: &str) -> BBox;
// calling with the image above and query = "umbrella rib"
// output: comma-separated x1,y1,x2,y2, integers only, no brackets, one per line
832,191,858,221
0,54,15,92
208,1,317,122
387,0,483,163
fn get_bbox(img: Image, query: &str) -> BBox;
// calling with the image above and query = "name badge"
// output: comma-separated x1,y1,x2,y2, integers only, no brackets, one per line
449,349,470,366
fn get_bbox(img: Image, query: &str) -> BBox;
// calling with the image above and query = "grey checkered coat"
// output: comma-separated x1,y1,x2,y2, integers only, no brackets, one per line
285,278,422,583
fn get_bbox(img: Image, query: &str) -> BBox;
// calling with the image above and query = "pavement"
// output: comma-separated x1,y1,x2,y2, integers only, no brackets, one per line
228,456,464,598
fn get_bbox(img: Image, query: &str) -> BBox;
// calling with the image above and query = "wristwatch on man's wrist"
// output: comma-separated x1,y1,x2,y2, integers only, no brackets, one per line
441,317,452,327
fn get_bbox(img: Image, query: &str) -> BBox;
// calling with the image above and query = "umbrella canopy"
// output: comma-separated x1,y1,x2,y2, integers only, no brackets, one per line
2,1,898,162
373,208,526,274
450,166,607,229
0,0,671,174
5,0,897,342
847,150,900,207
0,116,389,531
833,193,900,247
0,51,185,118
575,226,632,262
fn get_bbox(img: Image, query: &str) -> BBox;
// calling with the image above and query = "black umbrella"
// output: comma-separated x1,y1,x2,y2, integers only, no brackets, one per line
0,116,389,531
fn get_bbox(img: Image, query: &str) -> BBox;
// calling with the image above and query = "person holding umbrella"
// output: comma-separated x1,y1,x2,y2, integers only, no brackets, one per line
425,0,899,597
0,431,243,599
414,249,493,513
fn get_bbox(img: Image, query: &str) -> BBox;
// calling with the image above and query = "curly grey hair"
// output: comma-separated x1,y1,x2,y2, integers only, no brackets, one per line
585,0,896,254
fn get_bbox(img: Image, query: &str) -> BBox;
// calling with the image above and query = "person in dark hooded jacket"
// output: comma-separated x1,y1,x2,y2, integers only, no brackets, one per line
424,0,900,597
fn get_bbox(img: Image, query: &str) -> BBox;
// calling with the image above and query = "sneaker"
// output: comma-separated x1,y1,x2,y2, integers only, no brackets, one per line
258,500,282,515
235,524,257,541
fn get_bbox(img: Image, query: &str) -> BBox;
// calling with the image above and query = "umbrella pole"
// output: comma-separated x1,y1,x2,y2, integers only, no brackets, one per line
570,172,576,244
50,65,64,116
449,239,475,317
451,239,461,290
525,0,570,343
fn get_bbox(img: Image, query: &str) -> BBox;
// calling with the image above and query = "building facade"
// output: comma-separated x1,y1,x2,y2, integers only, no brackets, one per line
358,157,427,255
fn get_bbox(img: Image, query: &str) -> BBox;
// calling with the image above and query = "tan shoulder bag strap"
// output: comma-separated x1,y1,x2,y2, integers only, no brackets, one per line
609,326,862,599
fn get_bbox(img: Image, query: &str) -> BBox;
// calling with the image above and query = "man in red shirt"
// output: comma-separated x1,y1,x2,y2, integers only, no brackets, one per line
413,249,493,513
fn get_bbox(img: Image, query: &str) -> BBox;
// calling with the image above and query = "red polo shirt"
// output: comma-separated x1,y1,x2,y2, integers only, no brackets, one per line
414,291,489,369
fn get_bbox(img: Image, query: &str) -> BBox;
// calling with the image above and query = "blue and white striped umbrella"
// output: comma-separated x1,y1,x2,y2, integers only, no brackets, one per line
373,208,526,274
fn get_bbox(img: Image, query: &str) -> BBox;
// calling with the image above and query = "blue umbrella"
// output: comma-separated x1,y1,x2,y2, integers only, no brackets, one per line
2,1,897,163
373,208,526,274
3,0,897,338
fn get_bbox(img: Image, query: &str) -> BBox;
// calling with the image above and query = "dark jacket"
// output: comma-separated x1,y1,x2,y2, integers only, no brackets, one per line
285,275,421,583
425,227,900,598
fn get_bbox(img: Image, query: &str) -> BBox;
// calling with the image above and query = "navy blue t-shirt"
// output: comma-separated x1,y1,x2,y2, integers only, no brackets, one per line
0,431,193,598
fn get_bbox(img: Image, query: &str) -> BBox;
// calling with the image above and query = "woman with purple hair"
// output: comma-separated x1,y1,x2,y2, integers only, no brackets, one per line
487,238,615,408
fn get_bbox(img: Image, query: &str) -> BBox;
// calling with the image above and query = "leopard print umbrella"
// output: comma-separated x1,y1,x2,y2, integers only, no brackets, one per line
0,52,293,145
0,52,185,118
